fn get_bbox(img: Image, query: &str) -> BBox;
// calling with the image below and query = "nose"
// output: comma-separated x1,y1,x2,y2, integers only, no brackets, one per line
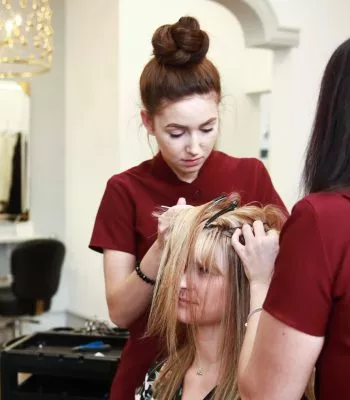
180,272,187,289
186,133,201,156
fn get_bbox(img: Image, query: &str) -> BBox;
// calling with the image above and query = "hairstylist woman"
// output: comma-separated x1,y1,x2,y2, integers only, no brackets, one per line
234,38,350,400
89,16,286,400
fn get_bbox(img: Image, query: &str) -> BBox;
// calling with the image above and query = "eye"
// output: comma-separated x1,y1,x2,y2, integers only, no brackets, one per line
169,132,184,138
198,266,209,276
168,129,185,138
201,128,214,133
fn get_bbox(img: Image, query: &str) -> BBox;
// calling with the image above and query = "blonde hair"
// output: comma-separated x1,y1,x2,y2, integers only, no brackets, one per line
148,194,286,399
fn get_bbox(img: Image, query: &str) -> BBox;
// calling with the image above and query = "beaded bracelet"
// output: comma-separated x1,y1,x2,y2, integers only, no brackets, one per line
135,261,156,286
245,307,263,327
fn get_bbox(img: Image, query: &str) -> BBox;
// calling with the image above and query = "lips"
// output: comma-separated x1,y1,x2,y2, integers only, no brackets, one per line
182,157,203,167
179,299,192,307
178,295,197,305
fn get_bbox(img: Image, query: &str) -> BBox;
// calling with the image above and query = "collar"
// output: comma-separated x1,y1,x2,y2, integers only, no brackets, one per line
150,151,217,186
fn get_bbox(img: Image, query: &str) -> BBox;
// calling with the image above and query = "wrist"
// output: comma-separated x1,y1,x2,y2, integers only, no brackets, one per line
245,307,263,327
135,262,156,286
249,280,270,290
249,282,269,310
140,240,162,279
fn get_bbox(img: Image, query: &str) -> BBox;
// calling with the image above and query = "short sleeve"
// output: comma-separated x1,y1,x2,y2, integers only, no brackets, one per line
89,176,136,255
264,199,332,336
255,160,288,216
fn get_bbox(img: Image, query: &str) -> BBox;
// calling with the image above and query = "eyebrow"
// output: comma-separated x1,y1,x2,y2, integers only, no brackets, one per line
165,117,217,129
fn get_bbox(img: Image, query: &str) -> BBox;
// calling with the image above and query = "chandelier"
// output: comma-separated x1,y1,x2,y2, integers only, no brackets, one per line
0,0,53,79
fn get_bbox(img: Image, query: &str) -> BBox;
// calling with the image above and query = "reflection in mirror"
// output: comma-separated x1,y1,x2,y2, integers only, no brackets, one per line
0,81,30,221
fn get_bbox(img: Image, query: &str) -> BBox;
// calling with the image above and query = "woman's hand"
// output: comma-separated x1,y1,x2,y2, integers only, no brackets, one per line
231,220,279,286
157,197,192,247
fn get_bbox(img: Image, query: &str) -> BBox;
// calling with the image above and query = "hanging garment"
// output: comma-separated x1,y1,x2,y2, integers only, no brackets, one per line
6,133,22,214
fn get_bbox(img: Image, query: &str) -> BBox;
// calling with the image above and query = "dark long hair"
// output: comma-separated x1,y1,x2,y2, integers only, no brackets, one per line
303,38,350,194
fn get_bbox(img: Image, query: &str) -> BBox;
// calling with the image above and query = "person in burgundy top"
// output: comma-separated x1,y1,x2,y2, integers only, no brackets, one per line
232,38,350,400
89,16,286,400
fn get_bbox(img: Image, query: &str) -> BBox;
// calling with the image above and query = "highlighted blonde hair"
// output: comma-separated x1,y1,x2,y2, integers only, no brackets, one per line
148,194,286,399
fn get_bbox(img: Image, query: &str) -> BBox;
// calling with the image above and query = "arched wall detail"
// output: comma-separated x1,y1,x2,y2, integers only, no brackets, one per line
211,0,299,49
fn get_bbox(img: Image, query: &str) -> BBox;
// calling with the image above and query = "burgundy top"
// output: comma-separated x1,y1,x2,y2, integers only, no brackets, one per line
90,150,286,399
264,191,350,400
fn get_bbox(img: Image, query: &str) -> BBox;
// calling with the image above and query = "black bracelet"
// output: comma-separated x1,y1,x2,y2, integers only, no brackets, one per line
135,261,156,286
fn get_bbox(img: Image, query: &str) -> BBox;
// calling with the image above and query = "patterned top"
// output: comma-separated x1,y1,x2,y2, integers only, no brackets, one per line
136,363,216,400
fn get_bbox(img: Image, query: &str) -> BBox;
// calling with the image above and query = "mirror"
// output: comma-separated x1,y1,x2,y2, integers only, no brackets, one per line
0,81,30,221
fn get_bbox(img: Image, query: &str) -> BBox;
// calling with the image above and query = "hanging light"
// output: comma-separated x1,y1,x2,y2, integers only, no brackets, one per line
0,0,53,79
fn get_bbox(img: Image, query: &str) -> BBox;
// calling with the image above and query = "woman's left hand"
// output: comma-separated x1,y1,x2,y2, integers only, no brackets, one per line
231,220,279,286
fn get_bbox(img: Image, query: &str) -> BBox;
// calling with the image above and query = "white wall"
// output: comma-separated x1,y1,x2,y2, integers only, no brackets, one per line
269,0,350,207
30,0,67,313
65,0,119,320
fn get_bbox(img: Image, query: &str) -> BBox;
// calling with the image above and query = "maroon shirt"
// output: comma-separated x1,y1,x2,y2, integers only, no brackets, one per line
90,150,286,400
264,191,350,400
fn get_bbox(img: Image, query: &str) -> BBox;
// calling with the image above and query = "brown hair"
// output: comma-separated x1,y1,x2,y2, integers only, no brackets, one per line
140,16,221,116
148,194,286,399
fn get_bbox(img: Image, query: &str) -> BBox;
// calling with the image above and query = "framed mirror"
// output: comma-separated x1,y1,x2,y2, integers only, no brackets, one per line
0,81,30,221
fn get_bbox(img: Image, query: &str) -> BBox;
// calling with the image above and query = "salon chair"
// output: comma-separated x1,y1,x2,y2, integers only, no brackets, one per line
0,238,65,339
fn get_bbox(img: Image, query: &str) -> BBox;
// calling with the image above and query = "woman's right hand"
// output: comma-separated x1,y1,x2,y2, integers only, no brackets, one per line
157,197,192,247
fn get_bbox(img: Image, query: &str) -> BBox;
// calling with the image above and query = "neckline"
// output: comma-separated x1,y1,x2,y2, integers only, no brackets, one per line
177,382,216,400
150,151,217,186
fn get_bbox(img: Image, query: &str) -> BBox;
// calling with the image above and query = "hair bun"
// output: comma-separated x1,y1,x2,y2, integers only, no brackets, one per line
152,16,209,67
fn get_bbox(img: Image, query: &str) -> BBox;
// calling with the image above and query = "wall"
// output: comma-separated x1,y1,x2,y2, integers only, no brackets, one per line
65,0,119,320
269,0,350,207
30,0,67,313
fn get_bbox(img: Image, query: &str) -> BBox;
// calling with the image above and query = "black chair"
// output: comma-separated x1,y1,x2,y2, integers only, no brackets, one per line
0,238,65,337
